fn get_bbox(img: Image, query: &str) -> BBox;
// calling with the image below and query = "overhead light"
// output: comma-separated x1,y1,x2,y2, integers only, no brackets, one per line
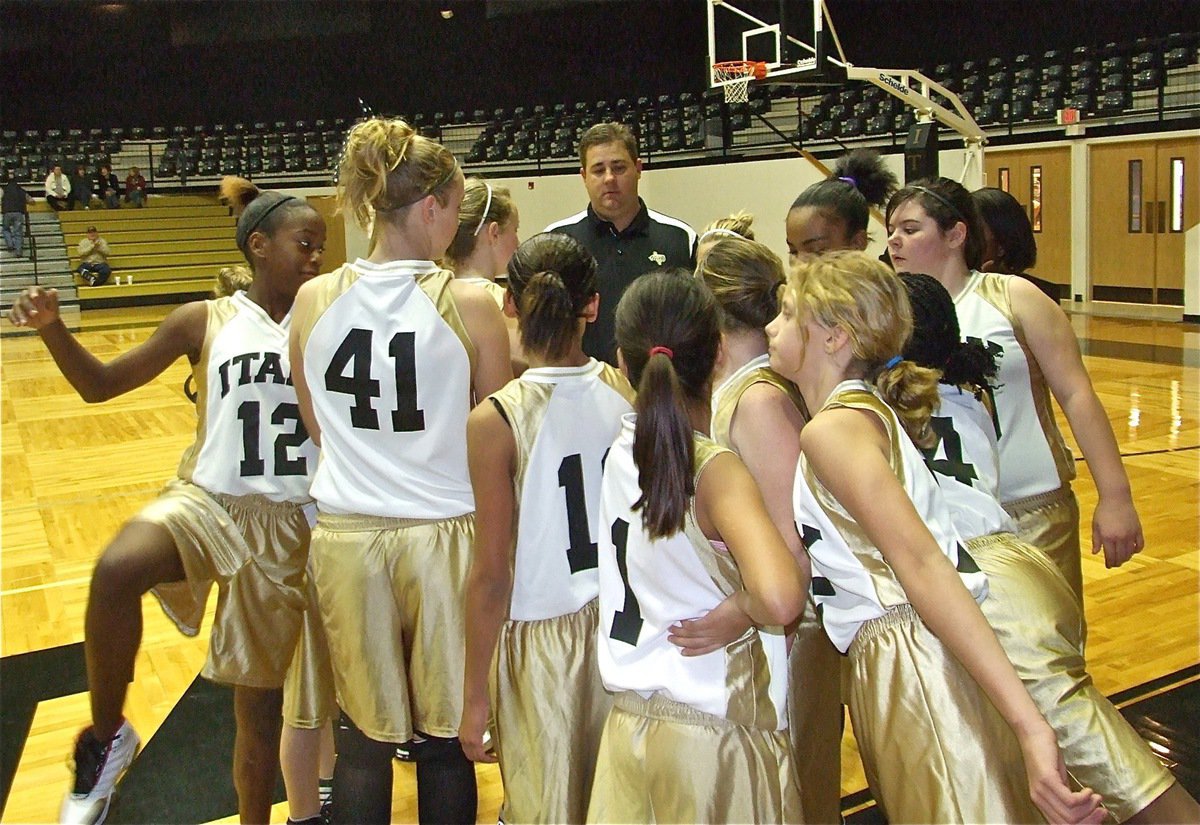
440,8,454,18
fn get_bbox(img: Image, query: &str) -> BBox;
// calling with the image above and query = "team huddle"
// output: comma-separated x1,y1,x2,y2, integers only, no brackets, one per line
9,118,1198,825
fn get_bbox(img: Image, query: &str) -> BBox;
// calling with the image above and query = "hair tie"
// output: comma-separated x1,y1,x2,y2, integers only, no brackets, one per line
911,184,967,224
697,227,741,244
837,175,858,189
472,183,493,236
884,355,902,369
649,346,674,360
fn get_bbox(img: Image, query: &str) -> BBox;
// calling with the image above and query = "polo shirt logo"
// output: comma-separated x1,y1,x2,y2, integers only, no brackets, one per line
647,250,666,265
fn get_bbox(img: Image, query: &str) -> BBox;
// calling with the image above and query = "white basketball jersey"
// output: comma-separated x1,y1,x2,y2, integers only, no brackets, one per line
597,416,789,731
180,292,316,503
490,360,635,621
794,381,988,653
953,271,1075,502
923,384,1016,540
297,260,475,518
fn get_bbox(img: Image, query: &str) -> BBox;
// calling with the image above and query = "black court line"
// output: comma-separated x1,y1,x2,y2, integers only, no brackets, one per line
1078,338,1200,368
1074,444,1199,462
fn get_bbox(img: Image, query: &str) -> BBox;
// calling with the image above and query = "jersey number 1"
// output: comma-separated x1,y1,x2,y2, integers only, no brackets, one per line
558,454,598,574
324,328,425,432
608,518,644,645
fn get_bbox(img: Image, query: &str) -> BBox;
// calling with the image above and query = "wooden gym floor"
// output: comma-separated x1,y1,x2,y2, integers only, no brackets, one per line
1,305,1197,823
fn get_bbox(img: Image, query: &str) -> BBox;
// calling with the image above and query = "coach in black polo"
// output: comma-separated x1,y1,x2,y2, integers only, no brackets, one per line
545,122,696,363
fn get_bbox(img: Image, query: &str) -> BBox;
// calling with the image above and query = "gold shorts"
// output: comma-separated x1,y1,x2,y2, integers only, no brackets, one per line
283,561,337,729
969,532,1175,822
309,511,473,743
143,479,309,689
787,600,843,825
847,603,1042,824
587,691,803,824
1005,483,1083,611
493,599,611,824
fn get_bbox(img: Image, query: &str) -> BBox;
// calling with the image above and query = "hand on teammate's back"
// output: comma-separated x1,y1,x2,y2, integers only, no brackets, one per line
8,286,60,330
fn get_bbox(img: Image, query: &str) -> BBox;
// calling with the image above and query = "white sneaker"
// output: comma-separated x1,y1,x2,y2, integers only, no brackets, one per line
59,719,140,824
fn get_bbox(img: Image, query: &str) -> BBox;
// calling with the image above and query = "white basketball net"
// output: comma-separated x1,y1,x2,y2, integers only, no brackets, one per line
713,63,756,103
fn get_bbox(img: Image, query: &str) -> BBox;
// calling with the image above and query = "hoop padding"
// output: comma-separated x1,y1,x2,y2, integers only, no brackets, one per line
713,61,766,104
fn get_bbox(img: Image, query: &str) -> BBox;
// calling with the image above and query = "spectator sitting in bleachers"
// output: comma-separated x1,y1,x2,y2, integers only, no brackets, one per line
69,164,93,210
45,165,71,211
76,225,113,285
125,166,147,207
3,172,33,257
97,165,121,209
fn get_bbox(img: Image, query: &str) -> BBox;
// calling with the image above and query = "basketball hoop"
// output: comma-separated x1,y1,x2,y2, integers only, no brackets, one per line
712,61,767,103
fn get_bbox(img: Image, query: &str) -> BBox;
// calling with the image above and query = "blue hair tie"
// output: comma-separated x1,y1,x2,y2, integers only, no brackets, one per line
884,355,902,369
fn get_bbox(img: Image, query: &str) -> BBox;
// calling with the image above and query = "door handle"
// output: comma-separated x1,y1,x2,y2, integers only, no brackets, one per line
1146,201,1155,233
1158,201,1167,234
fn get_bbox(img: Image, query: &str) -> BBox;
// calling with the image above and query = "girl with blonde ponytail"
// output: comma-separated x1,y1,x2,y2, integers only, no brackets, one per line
290,117,511,824
588,268,806,823
767,250,1105,824
460,233,632,823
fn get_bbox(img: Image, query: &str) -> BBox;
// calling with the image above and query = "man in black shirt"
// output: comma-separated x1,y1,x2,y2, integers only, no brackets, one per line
545,122,696,363
3,172,33,256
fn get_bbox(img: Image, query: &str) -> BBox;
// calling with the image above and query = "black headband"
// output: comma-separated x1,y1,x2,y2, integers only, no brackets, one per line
911,185,967,225
237,194,299,251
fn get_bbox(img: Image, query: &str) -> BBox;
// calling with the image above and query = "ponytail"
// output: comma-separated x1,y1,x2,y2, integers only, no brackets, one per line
874,359,941,449
632,352,695,539
518,270,576,361
900,272,999,395
615,269,721,539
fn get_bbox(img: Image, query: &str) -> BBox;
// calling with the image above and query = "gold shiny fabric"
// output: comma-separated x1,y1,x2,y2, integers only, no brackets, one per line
492,599,612,824
1004,484,1083,613
787,602,843,825
587,690,804,824
283,561,337,729
847,603,1043,824
309,511,473,743
143,479,308,688
969,533,1175,822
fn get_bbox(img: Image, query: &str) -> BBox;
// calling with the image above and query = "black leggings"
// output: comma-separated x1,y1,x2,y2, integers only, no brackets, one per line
332,710,477,825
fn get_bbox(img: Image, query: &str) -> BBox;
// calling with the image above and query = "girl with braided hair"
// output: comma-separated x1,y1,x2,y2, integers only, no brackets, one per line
901,272,1199,824
10,175,326,825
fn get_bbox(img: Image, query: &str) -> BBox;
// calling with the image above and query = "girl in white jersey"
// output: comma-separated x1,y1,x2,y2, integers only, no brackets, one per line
289,117,511,825
588,269,806,824
444,177,524,374
885,176,1143,612
690,235,842,824
461,232,634,823
8,177,326,825
766,250,1105,824
900,272,1199,824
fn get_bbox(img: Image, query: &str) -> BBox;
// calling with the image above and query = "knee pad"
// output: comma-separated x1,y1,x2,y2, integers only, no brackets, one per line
334,711,395,768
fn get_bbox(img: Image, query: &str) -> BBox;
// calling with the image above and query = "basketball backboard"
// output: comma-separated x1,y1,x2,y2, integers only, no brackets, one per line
706,0,847,91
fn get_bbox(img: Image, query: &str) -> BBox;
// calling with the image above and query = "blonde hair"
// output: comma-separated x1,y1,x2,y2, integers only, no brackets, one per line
695,235,783,332
786,250,940,446
337,117,459,231
444,177,516,268
700,210,755,242
213,265,253,297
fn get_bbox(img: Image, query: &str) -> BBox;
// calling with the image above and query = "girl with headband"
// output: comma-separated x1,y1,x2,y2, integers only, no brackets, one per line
290,117,512,824
899,272,1199,824
885,176,1143,619
444,177,524,374
10,175,326,825
785,149,898,263
768,250,1104,824
695,209,755,259
460,232,633,823
691,235,841,823
588,268,806,823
